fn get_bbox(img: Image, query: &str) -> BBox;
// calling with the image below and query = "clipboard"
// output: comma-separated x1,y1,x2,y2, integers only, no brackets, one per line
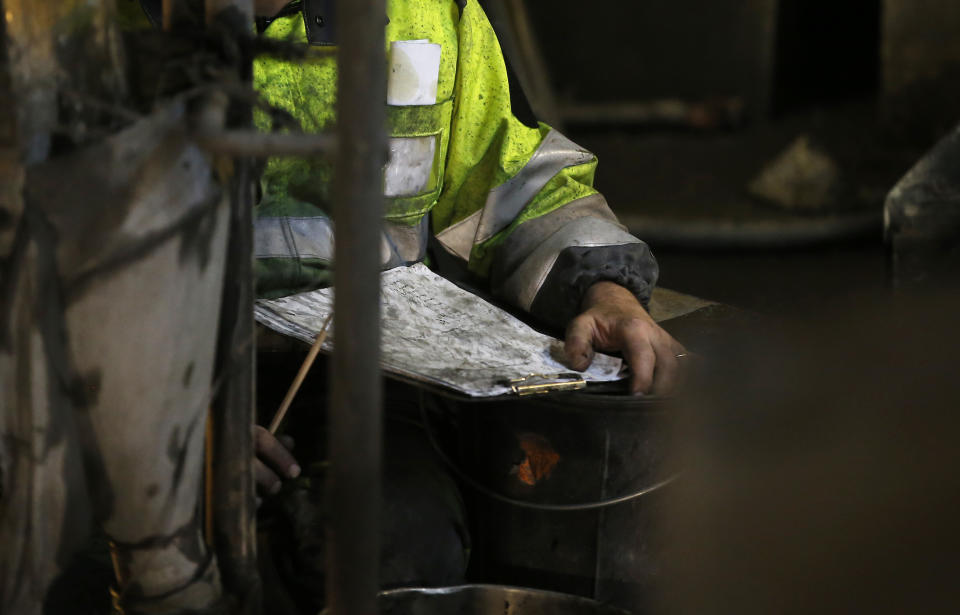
254,264,626,398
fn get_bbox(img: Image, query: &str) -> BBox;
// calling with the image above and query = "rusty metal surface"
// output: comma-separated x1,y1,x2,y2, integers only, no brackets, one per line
211,154,260,614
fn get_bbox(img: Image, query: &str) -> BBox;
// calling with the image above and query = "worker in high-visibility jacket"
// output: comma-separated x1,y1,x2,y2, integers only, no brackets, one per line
111,1,687,611
250,0,686,604
253,0,685,394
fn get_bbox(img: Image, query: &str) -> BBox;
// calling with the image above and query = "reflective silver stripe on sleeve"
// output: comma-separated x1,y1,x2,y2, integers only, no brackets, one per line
435,129,595,261
254,215,334,261
382,215,429,268
499,216,641,311
434,209,480,261
491,193,619,284
475,130,594,243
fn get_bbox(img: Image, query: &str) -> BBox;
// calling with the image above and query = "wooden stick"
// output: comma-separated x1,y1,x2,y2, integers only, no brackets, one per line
268,313,334,434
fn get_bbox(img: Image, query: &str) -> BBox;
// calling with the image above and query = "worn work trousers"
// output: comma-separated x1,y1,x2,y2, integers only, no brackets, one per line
256,351,469,613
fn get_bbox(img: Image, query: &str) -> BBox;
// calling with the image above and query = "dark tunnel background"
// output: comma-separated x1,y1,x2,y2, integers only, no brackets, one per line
772,0,881,113
516,0,953,315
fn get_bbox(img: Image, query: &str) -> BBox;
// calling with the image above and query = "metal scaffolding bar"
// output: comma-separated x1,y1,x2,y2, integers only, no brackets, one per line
327,0,386,615
203,2,257,611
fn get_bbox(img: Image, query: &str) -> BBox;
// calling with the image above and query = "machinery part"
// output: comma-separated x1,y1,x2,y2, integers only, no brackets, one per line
885,122,960,289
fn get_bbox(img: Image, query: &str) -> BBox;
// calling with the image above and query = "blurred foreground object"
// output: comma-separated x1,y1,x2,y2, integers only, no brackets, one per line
658,294,960,615
885,123,960,289
0,1,258,613
882,0,960,145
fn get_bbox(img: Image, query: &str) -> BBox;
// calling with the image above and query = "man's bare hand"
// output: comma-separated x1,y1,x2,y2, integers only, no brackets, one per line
564,281,687,395
254,425,301,496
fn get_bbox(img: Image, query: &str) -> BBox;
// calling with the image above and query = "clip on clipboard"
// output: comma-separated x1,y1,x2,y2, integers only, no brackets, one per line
506,372,587,397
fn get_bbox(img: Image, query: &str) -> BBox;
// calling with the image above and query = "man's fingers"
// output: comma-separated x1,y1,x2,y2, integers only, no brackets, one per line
651,344,680,395
278,434,295,451
564,315,596,372
623,323,656,395
254,458,282,496
254,425,301,479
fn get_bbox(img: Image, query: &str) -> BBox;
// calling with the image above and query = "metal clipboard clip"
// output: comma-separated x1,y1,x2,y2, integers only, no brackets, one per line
506,372,587,397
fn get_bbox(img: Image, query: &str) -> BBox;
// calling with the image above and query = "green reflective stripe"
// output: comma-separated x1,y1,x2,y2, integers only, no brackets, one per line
386,191,440,222
387,99,453,136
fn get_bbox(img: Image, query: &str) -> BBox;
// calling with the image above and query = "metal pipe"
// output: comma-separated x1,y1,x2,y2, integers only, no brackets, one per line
327,0,386,614
201,2,258,611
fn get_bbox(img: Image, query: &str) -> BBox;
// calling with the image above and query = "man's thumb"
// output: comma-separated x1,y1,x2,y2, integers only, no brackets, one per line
564,316,596,372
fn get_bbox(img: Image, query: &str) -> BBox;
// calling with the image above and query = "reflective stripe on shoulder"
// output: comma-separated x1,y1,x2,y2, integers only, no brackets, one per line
435,129,595,261
491,193,618,284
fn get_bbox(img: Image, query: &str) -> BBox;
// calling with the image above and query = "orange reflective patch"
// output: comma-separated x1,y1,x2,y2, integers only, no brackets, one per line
512,433,560,487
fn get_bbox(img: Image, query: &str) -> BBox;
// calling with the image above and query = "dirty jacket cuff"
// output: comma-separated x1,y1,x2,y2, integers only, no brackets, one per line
529,242,659,331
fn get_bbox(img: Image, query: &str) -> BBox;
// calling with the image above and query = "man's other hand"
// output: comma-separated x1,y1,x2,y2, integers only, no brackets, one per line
254,425,301,496
564,281,686,395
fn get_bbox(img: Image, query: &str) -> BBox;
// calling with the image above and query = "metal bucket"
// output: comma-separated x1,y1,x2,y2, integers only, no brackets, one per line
377,584,631,615
426,391,673,615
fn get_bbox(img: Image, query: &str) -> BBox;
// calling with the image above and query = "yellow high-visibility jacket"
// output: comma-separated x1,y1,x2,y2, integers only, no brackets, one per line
256,0,659,328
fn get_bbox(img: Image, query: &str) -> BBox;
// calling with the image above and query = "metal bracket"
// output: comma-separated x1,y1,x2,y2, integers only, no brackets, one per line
507,373,587,397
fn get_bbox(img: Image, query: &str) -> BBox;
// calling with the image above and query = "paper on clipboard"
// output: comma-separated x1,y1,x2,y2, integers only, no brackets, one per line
254,263,625,397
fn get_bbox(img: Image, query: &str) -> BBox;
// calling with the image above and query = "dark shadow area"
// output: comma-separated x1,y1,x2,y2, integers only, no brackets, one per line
773,0,881,113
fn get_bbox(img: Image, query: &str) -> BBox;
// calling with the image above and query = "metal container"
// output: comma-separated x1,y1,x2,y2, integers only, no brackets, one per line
378,584,631,615
427,390,673,615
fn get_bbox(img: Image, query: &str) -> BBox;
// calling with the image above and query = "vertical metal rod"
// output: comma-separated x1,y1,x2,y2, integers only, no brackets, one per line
328,0,386,613
205,2,256,610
